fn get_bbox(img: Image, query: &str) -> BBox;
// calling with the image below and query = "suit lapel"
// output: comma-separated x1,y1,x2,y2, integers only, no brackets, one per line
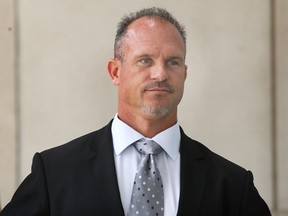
86,121,125,215
177,129,207,215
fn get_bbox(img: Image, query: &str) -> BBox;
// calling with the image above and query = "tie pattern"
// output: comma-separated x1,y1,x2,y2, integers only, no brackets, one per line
129,139,164,216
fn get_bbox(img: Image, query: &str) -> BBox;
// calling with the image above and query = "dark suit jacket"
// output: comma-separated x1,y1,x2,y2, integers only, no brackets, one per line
1,121,271,216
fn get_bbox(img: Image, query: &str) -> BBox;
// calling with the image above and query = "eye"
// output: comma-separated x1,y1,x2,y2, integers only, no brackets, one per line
138,58,153,66
167,59,180,66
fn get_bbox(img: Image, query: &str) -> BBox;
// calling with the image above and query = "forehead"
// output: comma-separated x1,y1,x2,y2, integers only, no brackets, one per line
129,16,164,29
123,17,185,55
127,17,181,39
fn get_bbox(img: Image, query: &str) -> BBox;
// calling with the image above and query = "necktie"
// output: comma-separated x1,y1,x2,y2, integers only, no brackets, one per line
129,139,164,216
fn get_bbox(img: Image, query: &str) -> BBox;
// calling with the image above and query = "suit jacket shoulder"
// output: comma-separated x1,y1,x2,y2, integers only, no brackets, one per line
1,120,125,216
185,132,247,174
40,120,113,162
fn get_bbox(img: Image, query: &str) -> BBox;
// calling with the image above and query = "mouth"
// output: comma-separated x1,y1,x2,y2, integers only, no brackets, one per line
146,87,171,93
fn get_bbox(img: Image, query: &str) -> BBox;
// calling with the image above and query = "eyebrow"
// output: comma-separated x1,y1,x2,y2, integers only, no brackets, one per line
166,56,185,63
134,54,155,59
134,54,184,61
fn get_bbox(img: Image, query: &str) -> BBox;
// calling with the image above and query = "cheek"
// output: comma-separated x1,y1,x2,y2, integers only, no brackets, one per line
172,74,186,88
119,75,143,100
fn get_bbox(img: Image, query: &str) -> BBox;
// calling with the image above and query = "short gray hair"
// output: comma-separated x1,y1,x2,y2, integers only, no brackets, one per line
114,7,186,61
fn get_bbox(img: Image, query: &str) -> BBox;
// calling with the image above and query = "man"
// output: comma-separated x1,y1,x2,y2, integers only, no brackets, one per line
0,7,271,216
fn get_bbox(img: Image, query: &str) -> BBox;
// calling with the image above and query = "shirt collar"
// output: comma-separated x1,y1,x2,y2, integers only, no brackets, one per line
111,114,180,161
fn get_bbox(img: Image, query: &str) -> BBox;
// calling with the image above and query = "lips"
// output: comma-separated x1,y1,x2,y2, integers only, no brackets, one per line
146,87,171,93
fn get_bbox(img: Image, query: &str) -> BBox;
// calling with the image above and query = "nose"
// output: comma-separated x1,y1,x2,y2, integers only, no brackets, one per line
150,63,168,81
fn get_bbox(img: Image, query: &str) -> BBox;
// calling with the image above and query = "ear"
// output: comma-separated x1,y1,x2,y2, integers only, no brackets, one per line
184,64,188,80
107,59,121,86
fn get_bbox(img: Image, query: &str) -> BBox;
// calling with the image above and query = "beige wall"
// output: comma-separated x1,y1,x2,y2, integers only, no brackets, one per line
179,0,272,204
0,0,287,215
0,0,17,207
276,0,288,212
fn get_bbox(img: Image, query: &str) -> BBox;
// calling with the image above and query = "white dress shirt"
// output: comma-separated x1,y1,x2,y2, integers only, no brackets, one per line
111,114,180,216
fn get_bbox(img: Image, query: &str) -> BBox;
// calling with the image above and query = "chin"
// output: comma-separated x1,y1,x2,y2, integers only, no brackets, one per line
140,104,171,119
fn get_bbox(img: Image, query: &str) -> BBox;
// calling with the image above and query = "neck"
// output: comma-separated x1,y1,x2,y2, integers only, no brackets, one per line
118,110,177,138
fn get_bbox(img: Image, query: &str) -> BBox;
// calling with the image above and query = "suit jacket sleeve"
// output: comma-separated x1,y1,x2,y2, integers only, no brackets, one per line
239,170,271,216
0,153,50,216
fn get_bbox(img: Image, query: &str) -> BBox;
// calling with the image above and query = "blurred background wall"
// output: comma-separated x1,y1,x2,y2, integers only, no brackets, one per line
0,0,287,215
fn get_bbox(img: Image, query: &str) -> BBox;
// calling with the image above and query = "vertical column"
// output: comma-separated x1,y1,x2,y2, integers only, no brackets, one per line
275,0,288,213
0,0,17,208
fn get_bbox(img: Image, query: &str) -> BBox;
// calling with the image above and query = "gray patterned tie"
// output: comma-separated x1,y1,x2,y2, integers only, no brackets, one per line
129,139,164,216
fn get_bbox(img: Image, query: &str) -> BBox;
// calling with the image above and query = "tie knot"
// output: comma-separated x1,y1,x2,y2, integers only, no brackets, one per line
134,139,163,156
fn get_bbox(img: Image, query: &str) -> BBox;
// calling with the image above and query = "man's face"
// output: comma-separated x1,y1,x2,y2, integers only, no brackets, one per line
110,17,187,120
